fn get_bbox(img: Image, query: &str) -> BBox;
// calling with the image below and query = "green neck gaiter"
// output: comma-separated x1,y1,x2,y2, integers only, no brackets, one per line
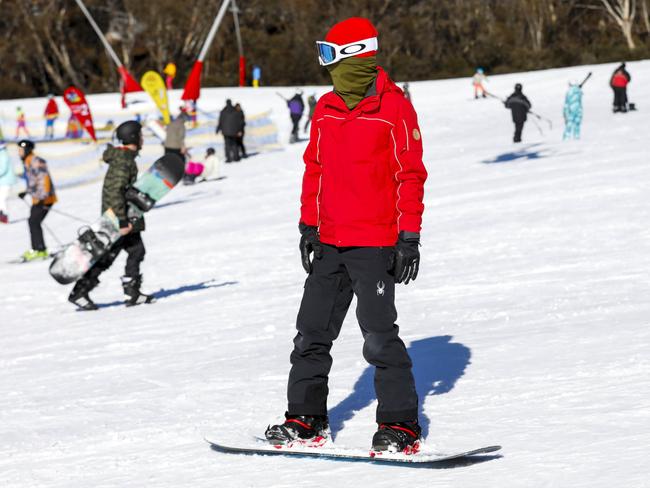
327,56,377,110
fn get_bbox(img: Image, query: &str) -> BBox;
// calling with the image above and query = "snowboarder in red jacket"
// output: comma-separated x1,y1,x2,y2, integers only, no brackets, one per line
265,17,428,454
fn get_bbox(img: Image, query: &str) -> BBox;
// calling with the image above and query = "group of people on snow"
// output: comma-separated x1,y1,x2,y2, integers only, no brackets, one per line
0,12,642,457
279,91,318,143
471,62,633,143
216,99,247,162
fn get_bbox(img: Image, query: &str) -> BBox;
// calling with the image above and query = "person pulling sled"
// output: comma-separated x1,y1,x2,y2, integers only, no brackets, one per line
265,17,428,454
68,121,154,310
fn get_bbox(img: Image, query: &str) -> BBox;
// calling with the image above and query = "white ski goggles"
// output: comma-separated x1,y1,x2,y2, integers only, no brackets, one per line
316,37,378,66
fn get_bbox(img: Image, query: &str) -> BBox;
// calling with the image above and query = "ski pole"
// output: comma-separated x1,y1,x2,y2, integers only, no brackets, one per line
529,115,544,136
19,196,64,247
276,92,288,101
48,207,91,225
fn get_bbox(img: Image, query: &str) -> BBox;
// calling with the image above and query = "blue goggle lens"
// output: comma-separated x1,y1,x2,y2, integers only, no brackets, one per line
317,44,336,64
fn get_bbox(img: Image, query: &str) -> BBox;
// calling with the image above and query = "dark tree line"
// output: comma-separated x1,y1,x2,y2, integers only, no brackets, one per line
1,0,649,99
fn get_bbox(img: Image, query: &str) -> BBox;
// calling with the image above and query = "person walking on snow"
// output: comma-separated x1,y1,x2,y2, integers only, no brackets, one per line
15,107,30,139
17,140,57,261
287,91,304,143
0,142,17,224
67,121,154,310
216,99,244,162
265,17,428,454
303,94,318,133
234,103,247,159
610,63,631,113
504,83,531,143
472,68,487,99
563,81,583,140
164,111,188,160
44,95,59,140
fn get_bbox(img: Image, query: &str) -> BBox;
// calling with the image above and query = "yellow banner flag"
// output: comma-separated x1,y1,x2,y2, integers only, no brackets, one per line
141,71,170,125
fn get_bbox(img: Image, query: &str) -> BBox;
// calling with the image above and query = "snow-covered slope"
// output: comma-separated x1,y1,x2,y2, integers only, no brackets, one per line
1,60,649,487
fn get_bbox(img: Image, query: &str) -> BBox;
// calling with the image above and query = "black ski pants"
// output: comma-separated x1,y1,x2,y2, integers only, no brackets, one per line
29,203,51,251
85,232,145,282
290,114,301,140
613,87,627,112
513,120,525,143
287,245,418,424
236,134,247,158
224,135,240,162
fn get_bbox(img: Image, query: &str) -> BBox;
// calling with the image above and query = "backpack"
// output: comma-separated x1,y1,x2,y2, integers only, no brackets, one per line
288,99,303,115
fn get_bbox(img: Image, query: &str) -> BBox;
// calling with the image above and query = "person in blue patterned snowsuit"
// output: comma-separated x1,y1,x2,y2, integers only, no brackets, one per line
563,83,583,140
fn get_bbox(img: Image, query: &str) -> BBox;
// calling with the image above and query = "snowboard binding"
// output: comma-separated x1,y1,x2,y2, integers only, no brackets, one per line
77,228,111,259
125,186,156,212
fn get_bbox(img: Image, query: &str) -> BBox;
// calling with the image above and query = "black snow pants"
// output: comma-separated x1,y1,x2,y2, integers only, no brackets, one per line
29,203,51,251
613,87,628,112
287,244,418,423
290,114,301,141
513,120,525,143
224,135,240,162
85,232,145,281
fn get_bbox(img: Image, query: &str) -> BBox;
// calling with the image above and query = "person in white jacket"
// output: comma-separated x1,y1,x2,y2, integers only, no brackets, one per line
0,142,17,223
196,147,221,182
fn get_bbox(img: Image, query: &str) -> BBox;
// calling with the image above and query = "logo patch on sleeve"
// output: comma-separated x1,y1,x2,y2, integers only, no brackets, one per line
412,128,421,141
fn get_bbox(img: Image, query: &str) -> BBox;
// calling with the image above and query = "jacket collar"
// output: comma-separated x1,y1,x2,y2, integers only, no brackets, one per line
322,66,400,115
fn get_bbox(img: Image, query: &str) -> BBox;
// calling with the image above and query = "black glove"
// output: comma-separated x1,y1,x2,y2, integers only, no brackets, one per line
299,222,323,274
18,191,27,199
391,231,420,284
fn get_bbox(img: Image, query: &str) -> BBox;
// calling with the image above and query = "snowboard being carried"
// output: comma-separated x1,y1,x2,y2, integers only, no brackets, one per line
49,153,184,284
205,435,501,466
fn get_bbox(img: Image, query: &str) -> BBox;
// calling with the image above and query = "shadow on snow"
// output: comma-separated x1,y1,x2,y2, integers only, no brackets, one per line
482,143,550,164
328,335,471,441
92,279,237,309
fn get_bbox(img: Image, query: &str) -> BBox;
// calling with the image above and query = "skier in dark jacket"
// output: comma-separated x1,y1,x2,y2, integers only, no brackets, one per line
68,121,153,310
265,17,427,454
610,63,631,113
505,83,532,143
287,91,304,143
216,99,245,162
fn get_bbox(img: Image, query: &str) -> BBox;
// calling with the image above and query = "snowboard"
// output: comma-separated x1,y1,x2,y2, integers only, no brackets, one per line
49,153,184,284
204,435,501,466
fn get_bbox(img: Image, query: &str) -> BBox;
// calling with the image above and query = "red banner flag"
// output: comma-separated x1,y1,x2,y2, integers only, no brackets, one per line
181,60,203,101
63,86,97,142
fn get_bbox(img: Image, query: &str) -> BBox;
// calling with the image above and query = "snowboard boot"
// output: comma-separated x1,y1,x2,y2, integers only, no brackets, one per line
21,249,49,262
122,275,155,307
371,420,422,454
265,413,330,446
68,277,99,311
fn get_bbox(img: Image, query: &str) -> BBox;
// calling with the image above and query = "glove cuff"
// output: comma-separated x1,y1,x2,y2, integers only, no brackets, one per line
399,231,420,242
299,222,318,235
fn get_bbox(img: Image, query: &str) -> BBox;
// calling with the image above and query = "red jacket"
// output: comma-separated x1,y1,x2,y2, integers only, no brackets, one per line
611,72,629,88
44,99,59,118
300,67,427,247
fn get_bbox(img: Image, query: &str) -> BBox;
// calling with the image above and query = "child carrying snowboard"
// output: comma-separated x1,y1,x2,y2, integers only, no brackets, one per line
68,121,154,310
